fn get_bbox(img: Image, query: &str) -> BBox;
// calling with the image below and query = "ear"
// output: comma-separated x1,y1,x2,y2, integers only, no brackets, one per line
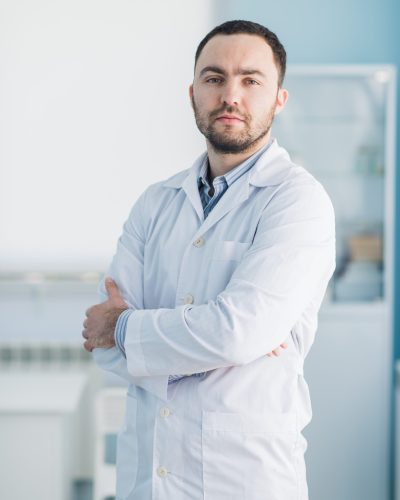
189,84,194,109
274,87,289,116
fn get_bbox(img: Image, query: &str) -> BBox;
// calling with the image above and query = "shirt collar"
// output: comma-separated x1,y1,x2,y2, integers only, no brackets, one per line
197,138,274,189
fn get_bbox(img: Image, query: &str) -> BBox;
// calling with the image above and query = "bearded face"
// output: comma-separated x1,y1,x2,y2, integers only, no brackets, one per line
191,94,277,154
191,34,287,157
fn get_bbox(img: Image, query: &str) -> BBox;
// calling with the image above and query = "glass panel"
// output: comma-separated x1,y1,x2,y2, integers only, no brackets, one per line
274,69,389,302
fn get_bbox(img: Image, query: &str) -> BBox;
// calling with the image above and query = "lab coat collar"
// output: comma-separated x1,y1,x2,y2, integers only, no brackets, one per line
248,139,295,187
163,139,294,190
163,152,207,221
162,139,295,235
163,151,207,189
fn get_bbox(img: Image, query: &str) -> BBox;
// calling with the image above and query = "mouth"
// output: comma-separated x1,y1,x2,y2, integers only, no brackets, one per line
215,115,245,124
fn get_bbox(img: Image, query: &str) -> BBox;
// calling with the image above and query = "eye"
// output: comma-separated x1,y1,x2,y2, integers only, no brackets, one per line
206,77,223,84
246,79,260,86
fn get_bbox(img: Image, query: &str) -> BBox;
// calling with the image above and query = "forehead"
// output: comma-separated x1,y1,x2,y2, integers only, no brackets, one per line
196,33,277,76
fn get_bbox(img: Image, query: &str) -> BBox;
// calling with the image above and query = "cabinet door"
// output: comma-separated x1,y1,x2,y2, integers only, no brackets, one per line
273,67,395,305
304,305,391,500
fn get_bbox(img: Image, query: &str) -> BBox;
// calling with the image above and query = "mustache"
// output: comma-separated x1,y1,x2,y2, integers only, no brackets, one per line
209,105,248,121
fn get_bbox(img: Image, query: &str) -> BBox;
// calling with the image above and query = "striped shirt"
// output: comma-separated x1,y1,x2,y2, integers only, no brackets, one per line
198,141,271,220
114,139,273,383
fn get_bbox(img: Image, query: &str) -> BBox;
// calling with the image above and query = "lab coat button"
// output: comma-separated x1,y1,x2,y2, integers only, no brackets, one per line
160,406,170,417
184,294,194,304
157,466,168,478
193,236,205,247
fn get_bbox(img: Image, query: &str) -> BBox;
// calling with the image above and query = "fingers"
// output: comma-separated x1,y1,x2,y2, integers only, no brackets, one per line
266,342,289,357
105,277,122,299
82,314,91,339
82,317,91,350
85,304,96,317
83,339,93,352
82,318,91,343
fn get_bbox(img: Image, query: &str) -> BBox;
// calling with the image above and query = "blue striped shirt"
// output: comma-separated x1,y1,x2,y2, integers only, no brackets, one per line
198,141,271,220
114,140,273,383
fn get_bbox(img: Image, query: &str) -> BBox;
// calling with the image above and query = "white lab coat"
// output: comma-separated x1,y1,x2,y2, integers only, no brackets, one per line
93,139,336,500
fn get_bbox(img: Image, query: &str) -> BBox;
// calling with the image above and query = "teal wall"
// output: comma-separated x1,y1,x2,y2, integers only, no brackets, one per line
215,0,400,64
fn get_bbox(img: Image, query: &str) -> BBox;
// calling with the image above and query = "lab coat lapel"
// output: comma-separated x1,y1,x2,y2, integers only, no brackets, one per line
196,140,296,235
181,153,206,222
196,172,251,236
163,140,295,237
248,139,294,187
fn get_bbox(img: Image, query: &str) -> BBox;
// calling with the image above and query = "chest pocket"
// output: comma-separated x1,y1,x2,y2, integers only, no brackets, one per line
211,240,252,261
206,241,251,296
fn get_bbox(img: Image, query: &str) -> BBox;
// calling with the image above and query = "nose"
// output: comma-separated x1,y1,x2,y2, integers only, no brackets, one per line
220,80,241,107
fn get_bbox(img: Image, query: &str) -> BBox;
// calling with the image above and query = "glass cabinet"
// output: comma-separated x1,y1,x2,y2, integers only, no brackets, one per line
273,65,396,500
274,65,395,304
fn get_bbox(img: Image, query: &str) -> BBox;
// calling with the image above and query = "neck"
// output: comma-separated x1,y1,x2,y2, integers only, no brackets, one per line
206,133,271,182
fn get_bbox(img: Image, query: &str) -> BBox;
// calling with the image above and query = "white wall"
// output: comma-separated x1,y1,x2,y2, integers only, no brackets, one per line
0,0,214,273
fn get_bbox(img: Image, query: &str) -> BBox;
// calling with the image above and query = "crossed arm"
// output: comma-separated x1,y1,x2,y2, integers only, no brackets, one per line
82,277,288,358
82,180,334,380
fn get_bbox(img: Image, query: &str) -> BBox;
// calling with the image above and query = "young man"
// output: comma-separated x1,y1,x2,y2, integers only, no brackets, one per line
82,20,335,500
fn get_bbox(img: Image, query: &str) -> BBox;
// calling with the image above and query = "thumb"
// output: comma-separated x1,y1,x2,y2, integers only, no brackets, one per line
105,277,123,300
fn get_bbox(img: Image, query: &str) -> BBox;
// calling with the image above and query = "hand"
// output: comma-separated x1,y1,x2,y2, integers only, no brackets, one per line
82,278,129,352
266,342,288,357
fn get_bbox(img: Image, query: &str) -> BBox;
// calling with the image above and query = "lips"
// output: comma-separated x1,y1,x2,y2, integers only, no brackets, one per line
215,115,244,123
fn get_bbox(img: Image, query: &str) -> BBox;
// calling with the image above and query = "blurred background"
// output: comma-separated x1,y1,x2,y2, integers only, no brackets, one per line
0,0,399,499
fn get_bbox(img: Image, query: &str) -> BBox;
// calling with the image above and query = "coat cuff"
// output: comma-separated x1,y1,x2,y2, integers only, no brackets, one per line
124,309,151,377
114,308,133,356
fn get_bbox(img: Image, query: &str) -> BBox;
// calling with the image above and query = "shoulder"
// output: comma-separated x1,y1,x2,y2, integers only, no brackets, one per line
144,150,207,195
126,159,198,231
253,140,334,215
131,167,189,209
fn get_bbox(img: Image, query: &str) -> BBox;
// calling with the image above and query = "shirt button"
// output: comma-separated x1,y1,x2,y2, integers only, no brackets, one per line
193,236,205,248
184,294,194,305
157,466,168,478
159,406,170,417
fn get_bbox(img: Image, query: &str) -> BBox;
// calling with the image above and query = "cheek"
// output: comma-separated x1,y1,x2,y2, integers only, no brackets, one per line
194,86,220,108
249,96,276,119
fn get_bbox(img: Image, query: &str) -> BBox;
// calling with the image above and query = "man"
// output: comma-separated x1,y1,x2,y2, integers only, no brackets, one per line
82,20,335,500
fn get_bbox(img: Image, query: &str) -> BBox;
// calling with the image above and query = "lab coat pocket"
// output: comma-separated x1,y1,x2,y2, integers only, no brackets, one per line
202,410,298,500
212,240,252,261
116,393,139,499
207,241,251,294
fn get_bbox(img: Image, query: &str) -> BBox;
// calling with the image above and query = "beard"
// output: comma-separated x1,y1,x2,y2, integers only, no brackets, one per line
191,95,276,155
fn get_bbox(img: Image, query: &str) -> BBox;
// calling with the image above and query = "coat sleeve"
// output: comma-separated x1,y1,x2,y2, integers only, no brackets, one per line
122,180,336,377
91,190,147,383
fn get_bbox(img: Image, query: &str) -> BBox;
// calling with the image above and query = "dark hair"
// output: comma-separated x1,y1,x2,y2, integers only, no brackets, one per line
195,20,286,88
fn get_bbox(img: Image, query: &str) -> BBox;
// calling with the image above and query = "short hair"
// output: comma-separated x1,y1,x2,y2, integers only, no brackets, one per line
195,20,286,88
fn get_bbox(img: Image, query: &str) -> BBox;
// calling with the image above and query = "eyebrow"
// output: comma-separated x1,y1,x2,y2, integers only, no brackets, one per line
199,65,266,78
